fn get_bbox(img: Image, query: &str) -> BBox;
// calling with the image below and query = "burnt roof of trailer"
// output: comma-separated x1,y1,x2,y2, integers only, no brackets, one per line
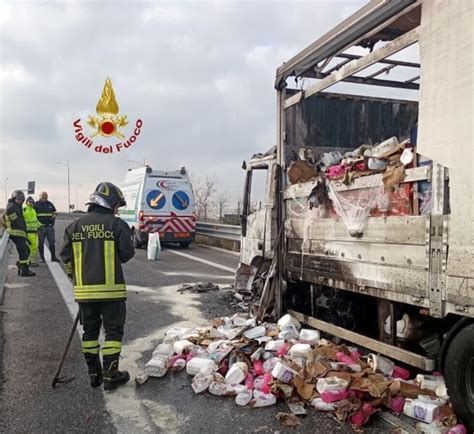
275,0,421,89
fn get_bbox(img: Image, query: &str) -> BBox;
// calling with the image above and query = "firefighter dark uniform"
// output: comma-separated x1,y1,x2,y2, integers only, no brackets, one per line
3,190,35,277
60,182,134,391
34,193,59,262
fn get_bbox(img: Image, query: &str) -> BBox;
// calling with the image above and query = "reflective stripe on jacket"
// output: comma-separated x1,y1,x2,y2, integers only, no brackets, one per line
33,200,56,226
23,205,41,233
3,199,27,238
60,208,134,302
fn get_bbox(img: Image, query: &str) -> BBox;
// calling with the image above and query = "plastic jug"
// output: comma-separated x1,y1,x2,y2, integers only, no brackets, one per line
147,232,161,260
153,343,174,358
336,352,355,365
311,397,336,411
316,377,349,394
263,357,281,373
277,314,301,330
252,390,277,407
225,362,248,385
321,389,349,403
191,373,213,394
186,357,217,376
173,339,194,355
289,343,312,359
278,325,300,341
368,353,395,375
145,355,169,378
243,326,266,340
271,361,294,383
350,403,373,426
245,373,254,390
253,360,264,375
390,396,405,413
235,390,253,406
403,399,440,423
265,340,286,352
415,374,446,392
299,328,320,345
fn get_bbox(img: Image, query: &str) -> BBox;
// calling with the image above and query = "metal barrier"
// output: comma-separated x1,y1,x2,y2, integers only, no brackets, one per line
195,222,241,242
0,230,10,304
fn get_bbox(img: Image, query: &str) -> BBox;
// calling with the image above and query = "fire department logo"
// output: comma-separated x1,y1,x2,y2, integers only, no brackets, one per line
87,77,128,139
73,77,143,154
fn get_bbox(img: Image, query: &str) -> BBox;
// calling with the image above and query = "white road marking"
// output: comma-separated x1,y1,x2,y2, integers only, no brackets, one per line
166,249,236,273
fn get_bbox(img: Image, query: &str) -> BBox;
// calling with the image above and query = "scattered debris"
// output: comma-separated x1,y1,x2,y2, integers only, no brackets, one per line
178,282,220,293
275,412,301,428
137,313,460,431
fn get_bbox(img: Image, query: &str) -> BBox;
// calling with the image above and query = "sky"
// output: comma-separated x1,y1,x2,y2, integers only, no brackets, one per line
0,0,418,212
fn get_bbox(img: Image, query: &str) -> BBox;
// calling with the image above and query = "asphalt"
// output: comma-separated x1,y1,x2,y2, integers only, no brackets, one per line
0,220,394,433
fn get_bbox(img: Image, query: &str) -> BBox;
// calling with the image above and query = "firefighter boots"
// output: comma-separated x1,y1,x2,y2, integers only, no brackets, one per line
50,245,60,262
103,355,130,391
84,354,103,388
20,264,36,277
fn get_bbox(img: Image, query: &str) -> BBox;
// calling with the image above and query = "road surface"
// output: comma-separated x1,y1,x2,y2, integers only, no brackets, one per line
0,219,398,433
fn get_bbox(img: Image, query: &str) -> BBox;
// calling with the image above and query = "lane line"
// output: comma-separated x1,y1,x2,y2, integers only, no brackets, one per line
166,249,236,273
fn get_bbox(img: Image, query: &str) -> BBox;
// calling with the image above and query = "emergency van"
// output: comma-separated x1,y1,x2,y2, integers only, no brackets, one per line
119,166,196,248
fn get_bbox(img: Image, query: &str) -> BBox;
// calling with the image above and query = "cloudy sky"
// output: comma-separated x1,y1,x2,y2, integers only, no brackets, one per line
0,0,381,211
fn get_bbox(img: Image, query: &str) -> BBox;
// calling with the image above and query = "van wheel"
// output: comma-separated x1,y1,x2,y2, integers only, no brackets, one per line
444,323,474,431
132,230,143,249
179,242,190,248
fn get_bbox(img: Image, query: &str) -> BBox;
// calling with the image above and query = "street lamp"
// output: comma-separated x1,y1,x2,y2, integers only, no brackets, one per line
57,160,71,212
75,184,82,211
127,159,147,167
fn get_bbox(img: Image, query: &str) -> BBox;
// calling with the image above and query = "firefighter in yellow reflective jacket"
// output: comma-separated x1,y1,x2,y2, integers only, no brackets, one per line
23,196,40,267
3,190,35,277
60,182,134,391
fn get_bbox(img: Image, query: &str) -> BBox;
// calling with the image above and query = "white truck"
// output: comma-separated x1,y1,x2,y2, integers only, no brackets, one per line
236,0,473,428
119,166,196,248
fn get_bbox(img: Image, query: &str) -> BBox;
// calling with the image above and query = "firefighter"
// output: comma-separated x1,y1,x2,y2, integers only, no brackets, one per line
34,191,59,262
3,190,35,277
60,182,134,391
23,196,40,267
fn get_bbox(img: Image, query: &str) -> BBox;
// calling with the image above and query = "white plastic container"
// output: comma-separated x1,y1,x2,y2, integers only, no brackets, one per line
147,232,161,260
417,395,447,407
277,314,301,330
191,373,213,394
416,421,449,434
243,325,266,340
164,327,191,342
299,329,321,345
209,381,230,396
186,357,217,376
316,377,349,394
145,356,169,378
264,339,286,352
225,362,248,385
271,361,294,383
173,339,194,355
415,374,446,392
311,397,336,411
403,399,440,423
368,353,395,375
235,390,253,406
152,343,174,358
289,343,312,359
250,347,264,361
252,390,277,407
263,357,281,373
278,325,300,341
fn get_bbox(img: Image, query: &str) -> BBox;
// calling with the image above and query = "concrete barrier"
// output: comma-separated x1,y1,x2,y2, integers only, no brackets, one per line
0,231,10,304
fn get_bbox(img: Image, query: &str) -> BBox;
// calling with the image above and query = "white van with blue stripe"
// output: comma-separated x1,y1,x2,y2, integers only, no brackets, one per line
119,166,196,248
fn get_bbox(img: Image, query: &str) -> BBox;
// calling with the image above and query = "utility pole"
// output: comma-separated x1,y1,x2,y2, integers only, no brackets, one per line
75,184,82,211
57,161,71,212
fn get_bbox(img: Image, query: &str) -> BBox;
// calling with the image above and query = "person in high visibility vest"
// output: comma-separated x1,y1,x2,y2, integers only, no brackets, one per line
23,196,41,267
2,190,35,277
60,182,134,391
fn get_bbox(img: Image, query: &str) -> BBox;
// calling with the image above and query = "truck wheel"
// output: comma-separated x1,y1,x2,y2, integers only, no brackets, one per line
444,323,474,431
179,242,190,248
132,230,143,249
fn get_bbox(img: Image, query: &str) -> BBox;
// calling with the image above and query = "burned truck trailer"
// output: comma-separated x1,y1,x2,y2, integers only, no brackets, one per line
236,0,473,428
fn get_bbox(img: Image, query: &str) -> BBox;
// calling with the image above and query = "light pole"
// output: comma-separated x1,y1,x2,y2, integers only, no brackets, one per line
57,161,70,212
75,184,82,211
3,177,8,204
127,159,147,167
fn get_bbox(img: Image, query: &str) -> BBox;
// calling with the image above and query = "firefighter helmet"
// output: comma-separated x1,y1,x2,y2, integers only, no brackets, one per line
11,190,25,202
86,182,126,210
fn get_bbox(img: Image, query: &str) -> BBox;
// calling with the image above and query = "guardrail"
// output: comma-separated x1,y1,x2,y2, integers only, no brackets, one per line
196,222,241,242
0,230,10,304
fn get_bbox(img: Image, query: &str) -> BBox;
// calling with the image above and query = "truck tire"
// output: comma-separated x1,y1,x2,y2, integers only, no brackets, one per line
444,323,474,431
179,242,190,248
132,230,143,249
